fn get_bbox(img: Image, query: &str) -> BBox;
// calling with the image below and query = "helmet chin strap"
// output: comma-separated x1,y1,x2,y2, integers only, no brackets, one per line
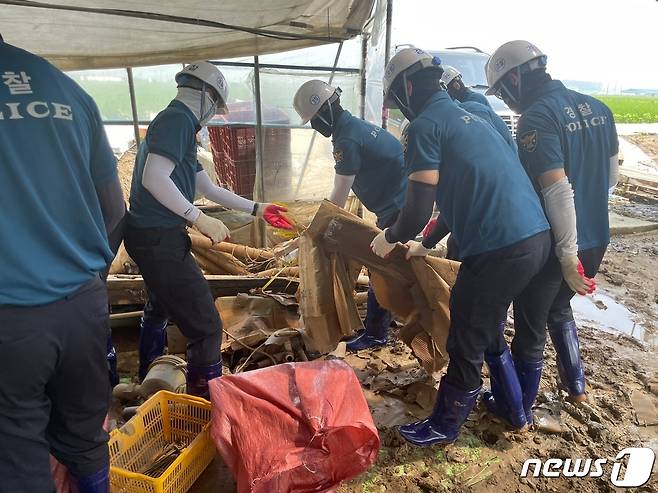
316,100,334,128
499,66,523,107
392,71,416,120
198,82,217,125
311,102,335,137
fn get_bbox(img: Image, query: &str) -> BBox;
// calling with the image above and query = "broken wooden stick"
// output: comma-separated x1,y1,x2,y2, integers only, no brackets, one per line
257,266,300,278
188,230,273,261
192,247,249,276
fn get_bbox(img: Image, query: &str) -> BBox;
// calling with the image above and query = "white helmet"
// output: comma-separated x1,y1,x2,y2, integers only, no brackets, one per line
485,41,546,96
176,61,229,114
293,80,340,124
383,47,439,109
441,66,461,87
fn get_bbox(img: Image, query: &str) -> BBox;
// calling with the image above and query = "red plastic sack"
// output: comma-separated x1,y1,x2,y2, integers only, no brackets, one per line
210,360,380,493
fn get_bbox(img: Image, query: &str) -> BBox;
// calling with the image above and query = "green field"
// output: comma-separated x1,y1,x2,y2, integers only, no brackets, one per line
595,95,658,123
71,72,359,124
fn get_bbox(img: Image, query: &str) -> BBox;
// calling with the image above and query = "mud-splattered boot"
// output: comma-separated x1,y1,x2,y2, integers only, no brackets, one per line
514,358,543,424
73,467,109,493
398,377,480,446
186,362,222,400
346,287,392,351
548,320,587,402
138,317,168,381
481,347,528,429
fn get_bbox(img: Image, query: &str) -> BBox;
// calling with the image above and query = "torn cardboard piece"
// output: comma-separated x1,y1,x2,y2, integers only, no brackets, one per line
300,200,460,372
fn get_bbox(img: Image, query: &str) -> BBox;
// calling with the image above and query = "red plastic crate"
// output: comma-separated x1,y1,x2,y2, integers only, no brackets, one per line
208,125,291,201
208,126,256,199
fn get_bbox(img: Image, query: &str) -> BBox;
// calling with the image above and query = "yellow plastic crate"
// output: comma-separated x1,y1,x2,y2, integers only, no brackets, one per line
109,391,215,493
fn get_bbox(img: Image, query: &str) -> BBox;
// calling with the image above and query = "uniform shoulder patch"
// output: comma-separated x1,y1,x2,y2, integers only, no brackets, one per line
519,130,538,153
333,149,343,163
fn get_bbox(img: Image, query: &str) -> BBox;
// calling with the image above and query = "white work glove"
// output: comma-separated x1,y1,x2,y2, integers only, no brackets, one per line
370,229,397,258
194,212,230,244
559,255,595,295
405,240,431,260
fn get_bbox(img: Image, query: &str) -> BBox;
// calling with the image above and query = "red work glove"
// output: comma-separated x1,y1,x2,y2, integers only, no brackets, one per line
422,218,437,240
258,204,295,230
577,259,597,294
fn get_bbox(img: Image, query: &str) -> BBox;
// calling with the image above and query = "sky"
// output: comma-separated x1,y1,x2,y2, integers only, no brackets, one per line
391,0,658,90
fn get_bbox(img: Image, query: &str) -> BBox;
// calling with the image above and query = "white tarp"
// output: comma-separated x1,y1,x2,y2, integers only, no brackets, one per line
0,0,375,70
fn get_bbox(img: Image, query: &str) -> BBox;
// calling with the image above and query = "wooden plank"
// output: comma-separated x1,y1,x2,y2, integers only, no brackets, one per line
107,274,299,305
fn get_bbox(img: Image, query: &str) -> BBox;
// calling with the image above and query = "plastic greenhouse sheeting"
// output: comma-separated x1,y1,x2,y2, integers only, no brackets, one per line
0,0,375,70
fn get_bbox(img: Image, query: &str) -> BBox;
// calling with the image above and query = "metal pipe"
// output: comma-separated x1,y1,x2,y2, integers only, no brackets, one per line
102,120,310,130
210,60,359,74
294,41,344,195
126,67,140,146
253,55,267,247
359,33,368,119
382,0,393,129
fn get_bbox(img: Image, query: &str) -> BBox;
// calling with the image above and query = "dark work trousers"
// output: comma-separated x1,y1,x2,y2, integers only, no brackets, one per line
511,246,607,362
446,235,460,261
124,224,223,366
0,276,110,493
142,289,169,326
548,247,607,325
445,231,552,391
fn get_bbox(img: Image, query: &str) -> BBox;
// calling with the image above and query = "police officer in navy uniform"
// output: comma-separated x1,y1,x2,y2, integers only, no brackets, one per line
418,64,518,261
441,65,492,108
372,48,552,446
485,41,619,403
0,36,125,492
292,80,407,351
125,62,292,397
442,66,516,151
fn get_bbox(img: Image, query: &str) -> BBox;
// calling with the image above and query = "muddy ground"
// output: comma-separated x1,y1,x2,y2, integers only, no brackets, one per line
181,230,658,493
114,137,658,493
111,233,658,493
335,231,658,493
626,134,658,164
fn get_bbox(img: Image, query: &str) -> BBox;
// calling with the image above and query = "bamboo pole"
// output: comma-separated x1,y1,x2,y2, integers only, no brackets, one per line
192,247,249,276
257,266,300,278
188,230,273,261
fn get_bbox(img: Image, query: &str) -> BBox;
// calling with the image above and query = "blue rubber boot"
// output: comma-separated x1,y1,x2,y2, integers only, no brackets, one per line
186,362,222,399
514,358,543,424
481,347,527,429
73,466,109,493
138,317,168,381
346,287,392,351
548,320,586,400
398,377,480,446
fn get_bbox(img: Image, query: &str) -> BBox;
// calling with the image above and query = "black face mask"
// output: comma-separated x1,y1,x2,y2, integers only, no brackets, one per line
392,79,440,121
311,116,333,137
449,82,467,102
391,85,416,121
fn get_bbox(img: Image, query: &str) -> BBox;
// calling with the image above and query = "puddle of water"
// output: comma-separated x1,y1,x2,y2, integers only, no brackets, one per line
571,290,655,346
363,389,422,428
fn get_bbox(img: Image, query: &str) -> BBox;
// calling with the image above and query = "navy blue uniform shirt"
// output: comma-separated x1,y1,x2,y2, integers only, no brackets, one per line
516,80,618,250
458,100,517,151
128,100,203,229
332,110,407,224
461,88,491,108
406,91,549,258
0,41,116,305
